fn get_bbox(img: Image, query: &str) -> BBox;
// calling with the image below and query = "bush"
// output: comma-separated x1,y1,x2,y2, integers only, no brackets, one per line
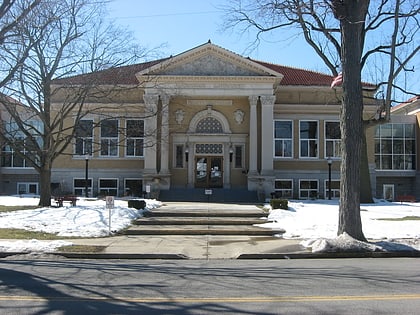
270,199,288,210
128,199,146,210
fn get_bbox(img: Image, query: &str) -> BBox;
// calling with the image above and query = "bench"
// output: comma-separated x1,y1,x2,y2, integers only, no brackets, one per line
54,195,78,207
396,195,416,203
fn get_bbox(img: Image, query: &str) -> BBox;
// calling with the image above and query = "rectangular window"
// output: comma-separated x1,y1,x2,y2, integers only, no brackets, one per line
74,178,92,196
175,145,184,168
99,178,118,196
126,120,144,157
324,180,340,199
234,145,243,168
300,121,318,158
17,183,38,195
325,121,341,158
274,180,293,198
125,179,143,197
100,120,118,157
75,120,93,155
274,120,293,157
299,180,318,199
375,123,416,170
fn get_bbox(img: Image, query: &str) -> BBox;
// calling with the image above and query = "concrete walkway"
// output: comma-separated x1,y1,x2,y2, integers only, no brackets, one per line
63,202,308,259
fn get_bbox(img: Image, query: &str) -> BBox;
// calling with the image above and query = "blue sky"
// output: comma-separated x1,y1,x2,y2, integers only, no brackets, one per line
107,1,418,101
107,0,326,72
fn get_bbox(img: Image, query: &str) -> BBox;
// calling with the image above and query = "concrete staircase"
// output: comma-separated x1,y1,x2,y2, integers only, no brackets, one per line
158,188,259,203
124,202,284,236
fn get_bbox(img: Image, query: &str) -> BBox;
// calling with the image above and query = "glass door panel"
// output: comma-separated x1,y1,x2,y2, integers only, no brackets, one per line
195,156,223,188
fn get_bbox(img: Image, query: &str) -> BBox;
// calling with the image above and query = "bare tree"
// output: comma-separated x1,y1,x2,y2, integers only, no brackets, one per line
222,0,419,241
0,0,41,87
0,0,149,206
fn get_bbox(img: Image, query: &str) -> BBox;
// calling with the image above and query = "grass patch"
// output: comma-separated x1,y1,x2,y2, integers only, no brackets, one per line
57,245,106,253
377,216,420,221
0,228,61,240
0,205,39,213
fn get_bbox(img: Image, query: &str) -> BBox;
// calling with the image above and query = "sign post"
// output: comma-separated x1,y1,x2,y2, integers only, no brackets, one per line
106,196,115,235
205,189,212,203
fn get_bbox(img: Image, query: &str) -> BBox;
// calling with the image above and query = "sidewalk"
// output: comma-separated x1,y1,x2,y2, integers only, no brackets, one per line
63,235,308,259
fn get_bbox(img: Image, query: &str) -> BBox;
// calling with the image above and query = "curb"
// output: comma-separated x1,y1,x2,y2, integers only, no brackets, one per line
238,250,420,259
1,250,419,260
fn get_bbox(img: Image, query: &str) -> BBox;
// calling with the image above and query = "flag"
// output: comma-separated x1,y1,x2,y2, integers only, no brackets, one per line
330,73,343,88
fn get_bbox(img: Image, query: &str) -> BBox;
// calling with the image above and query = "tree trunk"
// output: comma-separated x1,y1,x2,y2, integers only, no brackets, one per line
360,130,374,203
39,165,52,207
337,0,369,241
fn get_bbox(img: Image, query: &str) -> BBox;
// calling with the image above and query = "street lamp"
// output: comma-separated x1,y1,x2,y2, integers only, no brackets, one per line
85,154,89,198
327,157,332,200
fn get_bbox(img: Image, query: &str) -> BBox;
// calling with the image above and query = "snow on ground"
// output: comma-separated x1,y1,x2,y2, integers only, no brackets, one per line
0,196,161,252
260,199,420,252
0,196,419,253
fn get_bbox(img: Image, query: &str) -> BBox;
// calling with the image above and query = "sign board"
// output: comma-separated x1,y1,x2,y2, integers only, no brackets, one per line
145,185,151,193
106,196,114,209
205,189,213,195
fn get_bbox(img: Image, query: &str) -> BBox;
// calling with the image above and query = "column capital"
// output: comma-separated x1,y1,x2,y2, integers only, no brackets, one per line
160,94,171,106
260,95,276,106
248,95,259,106
143,94,159,105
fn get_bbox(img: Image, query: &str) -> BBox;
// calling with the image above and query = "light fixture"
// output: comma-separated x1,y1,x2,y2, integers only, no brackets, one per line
229,145,234,163
185,145,189,162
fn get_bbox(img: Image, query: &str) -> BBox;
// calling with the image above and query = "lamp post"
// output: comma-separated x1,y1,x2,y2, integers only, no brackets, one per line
327,157,332,200
85,154,89,198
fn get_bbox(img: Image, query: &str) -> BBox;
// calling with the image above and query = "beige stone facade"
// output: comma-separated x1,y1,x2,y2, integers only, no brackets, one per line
2,43,417,201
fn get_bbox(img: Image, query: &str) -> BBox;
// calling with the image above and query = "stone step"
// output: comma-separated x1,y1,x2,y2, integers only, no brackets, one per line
144,210,265,218
134,217,268,225
124,225,284,236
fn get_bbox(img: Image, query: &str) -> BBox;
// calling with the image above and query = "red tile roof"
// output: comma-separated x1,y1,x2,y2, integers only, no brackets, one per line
52,54,371,88
52,59,168,85
391,95,420,111
252,59,335,86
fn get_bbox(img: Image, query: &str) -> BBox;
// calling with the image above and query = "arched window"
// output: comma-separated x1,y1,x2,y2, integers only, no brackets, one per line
196,117,223,133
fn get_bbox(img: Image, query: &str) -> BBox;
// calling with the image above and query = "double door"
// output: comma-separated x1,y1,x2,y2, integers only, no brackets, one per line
195,156,223,188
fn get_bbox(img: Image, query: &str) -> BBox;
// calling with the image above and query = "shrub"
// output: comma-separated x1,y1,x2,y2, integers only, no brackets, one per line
128,199,146,210
270,199,288,210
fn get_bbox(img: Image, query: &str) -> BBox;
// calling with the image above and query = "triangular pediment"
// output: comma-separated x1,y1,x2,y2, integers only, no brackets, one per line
137,42,283,78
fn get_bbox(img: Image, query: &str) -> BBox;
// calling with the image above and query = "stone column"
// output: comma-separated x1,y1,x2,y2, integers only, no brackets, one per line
248,95,258,175
143,94,159,174
260,95,275,175
160,94,170,175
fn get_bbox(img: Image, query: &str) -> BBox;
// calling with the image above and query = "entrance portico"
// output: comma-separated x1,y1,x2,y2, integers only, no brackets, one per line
137,42,282,195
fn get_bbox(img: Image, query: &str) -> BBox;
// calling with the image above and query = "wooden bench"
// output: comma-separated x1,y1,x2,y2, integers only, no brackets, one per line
396,195,416,203
54,195,78,207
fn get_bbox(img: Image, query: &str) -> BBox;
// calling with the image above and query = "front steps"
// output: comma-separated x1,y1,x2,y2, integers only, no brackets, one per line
158,188,259,203
124,202,284,236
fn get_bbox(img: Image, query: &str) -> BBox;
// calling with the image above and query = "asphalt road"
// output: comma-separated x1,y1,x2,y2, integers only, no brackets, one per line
0,257,419,314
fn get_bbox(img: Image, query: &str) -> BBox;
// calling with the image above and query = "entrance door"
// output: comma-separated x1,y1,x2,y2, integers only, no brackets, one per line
195,156,223,188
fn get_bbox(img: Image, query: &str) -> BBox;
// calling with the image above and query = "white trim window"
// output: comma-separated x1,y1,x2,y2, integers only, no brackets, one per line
375,123,416,170
124,178,143,197
299,179,318,199
324,179,340,199
100,120,119,157
126,120,144,157
274,179,293,198
75,119,93,155
274,120,293,158
73,178,92,196
299,120,318,158
17,182,38,195
99,178,118,196
325,121,341,158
